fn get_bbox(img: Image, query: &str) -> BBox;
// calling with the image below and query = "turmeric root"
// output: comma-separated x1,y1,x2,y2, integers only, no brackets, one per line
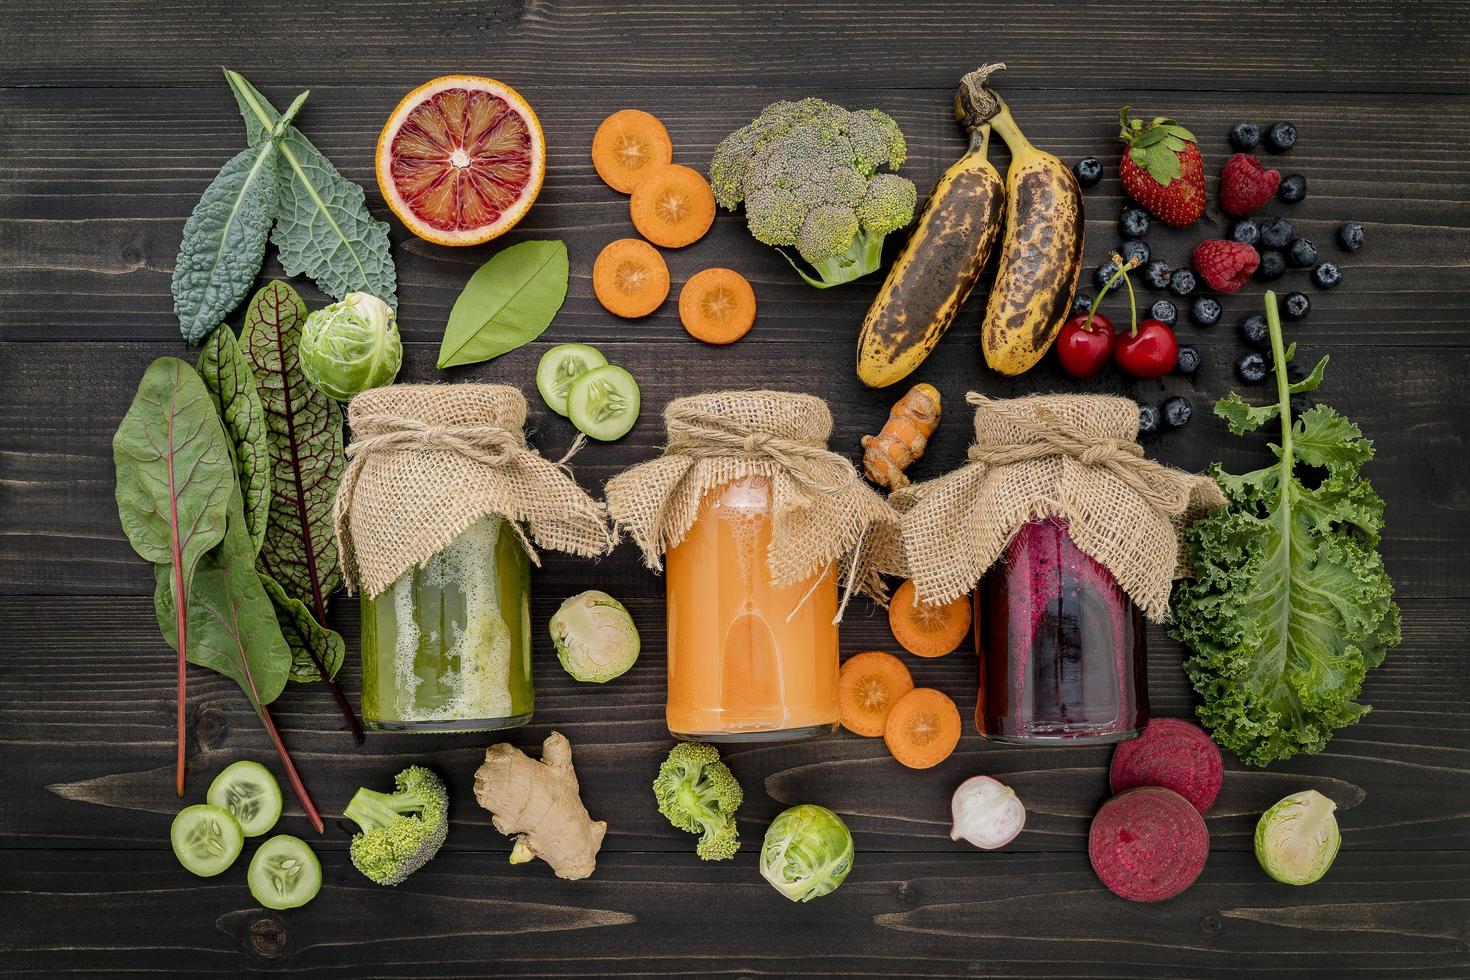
473,731,606,880
861,382,941,489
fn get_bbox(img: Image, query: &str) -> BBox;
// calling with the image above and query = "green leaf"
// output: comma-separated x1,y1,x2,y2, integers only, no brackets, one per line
1170,303,1398,767
113,358,235,612
154,486,291,713
1215,391,1280,435
171,143,280,344
260,573,345,683
240,282,345,625
197,325,271,555
1139,143,1182,185
438,241,569,368
224,69,397,308
1289,355,1329,394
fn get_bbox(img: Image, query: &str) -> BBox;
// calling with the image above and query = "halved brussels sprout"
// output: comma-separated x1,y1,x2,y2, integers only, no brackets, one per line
760,804,854,903
549,590,639,683
299,292,403,401
1255,789,1341,885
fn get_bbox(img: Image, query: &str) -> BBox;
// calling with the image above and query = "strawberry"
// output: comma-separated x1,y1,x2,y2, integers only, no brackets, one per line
1117,106,1205,227
1193,240,1260,293
1219,153,1281,216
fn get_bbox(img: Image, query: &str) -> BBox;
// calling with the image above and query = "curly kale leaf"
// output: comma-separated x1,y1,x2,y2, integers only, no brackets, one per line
1169,299,1399,767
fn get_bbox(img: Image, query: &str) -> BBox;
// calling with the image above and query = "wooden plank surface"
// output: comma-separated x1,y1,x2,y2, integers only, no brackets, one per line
2,0,1468,975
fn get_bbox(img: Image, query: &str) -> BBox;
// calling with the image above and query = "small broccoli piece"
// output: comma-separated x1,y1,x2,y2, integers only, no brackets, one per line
344,765,449,886
652,742,744,861
709,98,917,288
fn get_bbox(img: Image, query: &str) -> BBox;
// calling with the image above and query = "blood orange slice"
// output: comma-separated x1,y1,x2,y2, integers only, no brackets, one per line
376,75,546,246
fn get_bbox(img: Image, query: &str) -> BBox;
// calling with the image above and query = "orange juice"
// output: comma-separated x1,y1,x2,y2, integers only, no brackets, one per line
665,475,840,740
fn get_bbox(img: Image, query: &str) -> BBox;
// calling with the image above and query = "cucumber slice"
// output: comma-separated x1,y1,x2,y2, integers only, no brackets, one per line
567,364,641,441
207,760,283,837
537,343,608,417
248,835,322,910
171,804,244,877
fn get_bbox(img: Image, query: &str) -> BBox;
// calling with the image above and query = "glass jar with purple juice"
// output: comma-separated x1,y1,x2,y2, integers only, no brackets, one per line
975,517,1147,744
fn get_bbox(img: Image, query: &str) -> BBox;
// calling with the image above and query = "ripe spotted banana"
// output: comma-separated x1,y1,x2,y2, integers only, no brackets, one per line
856,70,1006,389
980,87,1085,376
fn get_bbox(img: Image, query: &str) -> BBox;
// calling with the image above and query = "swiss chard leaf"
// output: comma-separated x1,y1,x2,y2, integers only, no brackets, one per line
1170,294,1399,767
171,142,280,345
197,325,271,555
261,573,345,683
224,69,398,308
239,281,345,624
113,358,235,608
154,484,291,712
438,240,569,368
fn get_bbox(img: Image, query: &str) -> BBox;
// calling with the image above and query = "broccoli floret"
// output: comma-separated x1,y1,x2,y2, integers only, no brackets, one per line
709,98,917,288
344,765,449,886
652,742,743,861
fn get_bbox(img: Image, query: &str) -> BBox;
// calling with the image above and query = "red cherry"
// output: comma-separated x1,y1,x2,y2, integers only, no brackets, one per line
1113,318,1178,379
1057,312,1115,379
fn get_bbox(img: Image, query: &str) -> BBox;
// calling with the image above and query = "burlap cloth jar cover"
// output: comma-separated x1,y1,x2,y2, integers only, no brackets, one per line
895,392,1226,622
604,390,902,613
334,384,612,599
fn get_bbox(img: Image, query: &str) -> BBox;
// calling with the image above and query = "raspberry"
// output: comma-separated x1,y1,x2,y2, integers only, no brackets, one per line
1193,240,1260,293
1219,153,1281,217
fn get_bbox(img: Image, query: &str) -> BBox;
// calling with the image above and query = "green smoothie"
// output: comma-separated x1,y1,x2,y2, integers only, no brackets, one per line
360,515,533,732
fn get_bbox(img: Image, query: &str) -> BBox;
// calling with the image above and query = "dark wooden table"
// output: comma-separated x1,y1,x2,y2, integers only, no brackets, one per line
3,1,1468,975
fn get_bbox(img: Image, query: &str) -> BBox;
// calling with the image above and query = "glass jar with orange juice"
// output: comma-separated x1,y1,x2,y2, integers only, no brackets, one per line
606,391,899,743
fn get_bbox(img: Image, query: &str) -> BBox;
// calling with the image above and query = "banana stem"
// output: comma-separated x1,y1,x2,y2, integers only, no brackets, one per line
986,103,1034,156
967,123,992,159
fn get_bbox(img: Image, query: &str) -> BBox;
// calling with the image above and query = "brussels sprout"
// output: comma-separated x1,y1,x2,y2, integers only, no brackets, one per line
549,590,639,683
299,292,403,401
1255,790,1341,885
760,804,854,903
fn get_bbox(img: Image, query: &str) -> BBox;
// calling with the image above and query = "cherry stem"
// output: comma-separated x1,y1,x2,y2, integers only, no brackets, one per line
1084,251,1141,335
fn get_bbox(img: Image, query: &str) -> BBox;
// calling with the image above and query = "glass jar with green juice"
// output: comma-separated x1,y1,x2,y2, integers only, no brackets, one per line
335,384,613,736
360,515,533,732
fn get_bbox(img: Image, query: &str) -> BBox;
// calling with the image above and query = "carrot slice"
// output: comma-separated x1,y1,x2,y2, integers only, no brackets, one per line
679,268,756,344
888,579,972,658
593,238,670,318
630,164,716,248
592,109,673,194
838,651,914,737
884,687,962,769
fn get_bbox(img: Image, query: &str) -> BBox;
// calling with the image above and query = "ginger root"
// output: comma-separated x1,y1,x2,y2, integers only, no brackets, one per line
861,382,941,490
473,731,606,880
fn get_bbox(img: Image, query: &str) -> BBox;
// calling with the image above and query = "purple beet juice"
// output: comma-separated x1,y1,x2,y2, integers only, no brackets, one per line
975,517,1147,744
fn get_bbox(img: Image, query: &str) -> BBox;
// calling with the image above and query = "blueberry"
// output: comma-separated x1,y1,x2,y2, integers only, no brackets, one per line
1230,122,1261,151
1137,402,1162,436
1230,218,1260,246
1238,313,1270,346
1073,157,1103,188
1150,299,1178,326
1338,222,1365,251
1190,296,1222,326
1237,352,1269,384
1120,207,1151,239
1143,259,1173,290
1313,262,1342,289
1095,259,1121,291
1255,250,1287,281
1278,173,1307,203
1176,345,1201,374
1259,216,1293,249
1287,238,1318,267
1162,396,1193,428
1120,239,1151,265
1266,121,1297,152
1283,291,1311,320
1072,292,1095,314
1168,268,1197,297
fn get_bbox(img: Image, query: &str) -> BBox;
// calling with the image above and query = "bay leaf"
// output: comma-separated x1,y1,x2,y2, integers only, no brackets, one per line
438,240,569,368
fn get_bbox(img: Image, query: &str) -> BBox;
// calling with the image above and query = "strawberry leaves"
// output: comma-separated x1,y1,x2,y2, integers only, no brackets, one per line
1118,105,1196,186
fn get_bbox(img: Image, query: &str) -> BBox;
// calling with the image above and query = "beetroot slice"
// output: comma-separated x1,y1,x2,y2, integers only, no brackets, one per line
1109,717,1224,815
1088,787,1208,903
